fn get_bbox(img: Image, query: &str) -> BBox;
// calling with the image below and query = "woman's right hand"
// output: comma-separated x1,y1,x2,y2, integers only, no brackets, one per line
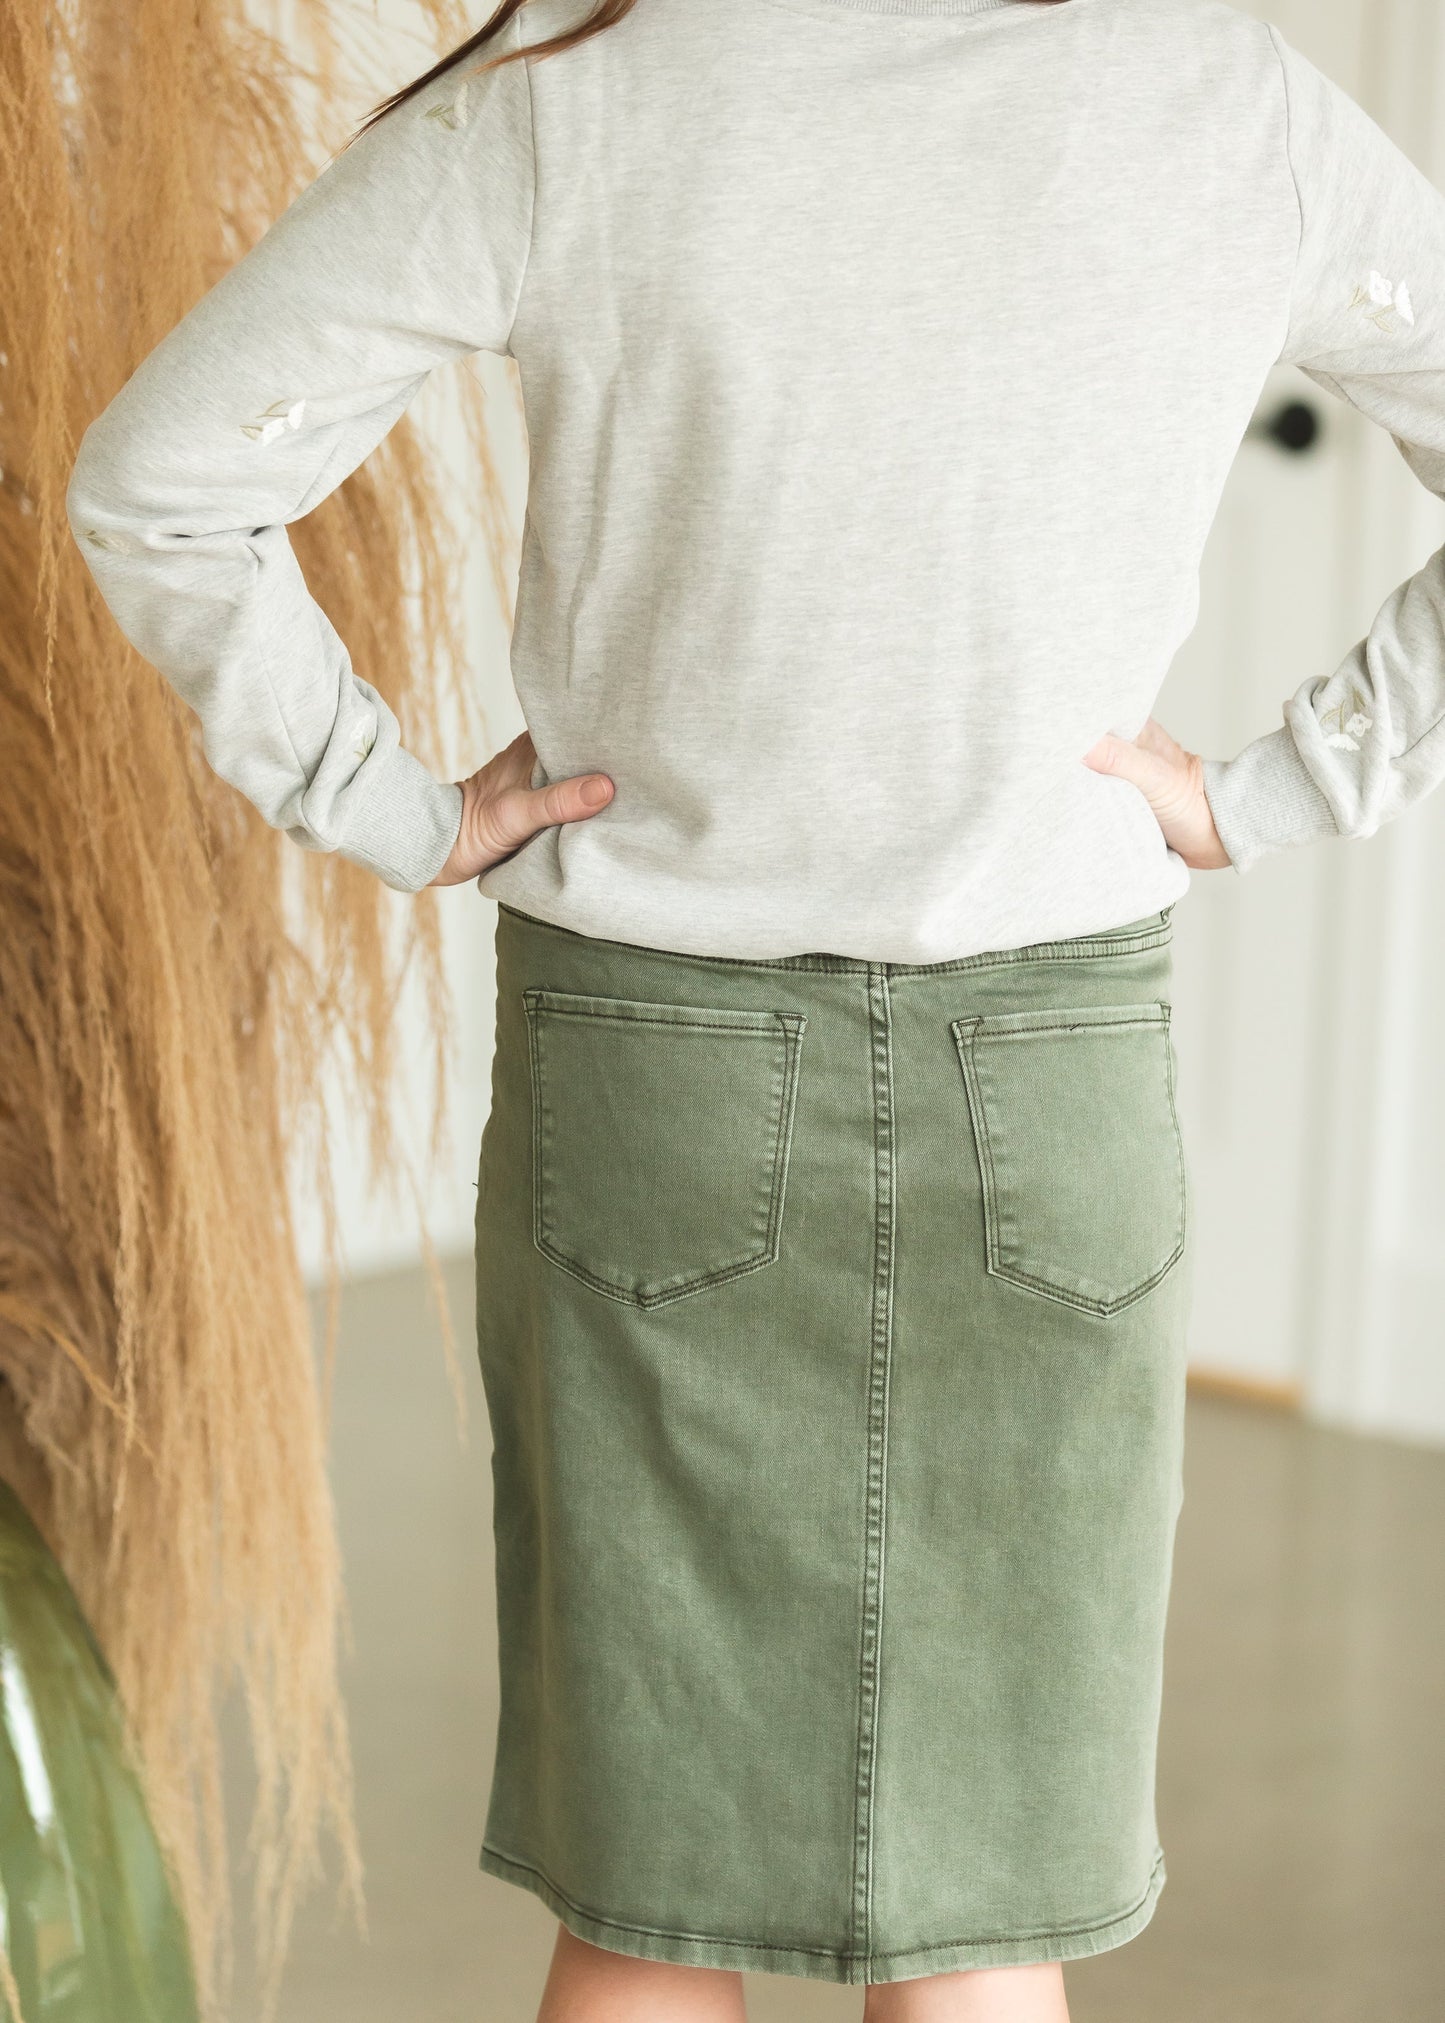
429,729,614,887
1083,716,1232,870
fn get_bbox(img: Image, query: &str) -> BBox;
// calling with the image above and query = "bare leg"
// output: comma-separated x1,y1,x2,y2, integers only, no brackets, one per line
536,1925,749,2023
864,1964,1070,2023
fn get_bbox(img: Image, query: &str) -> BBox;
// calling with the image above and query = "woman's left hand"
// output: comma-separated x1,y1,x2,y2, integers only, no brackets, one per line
1083,717,1232,870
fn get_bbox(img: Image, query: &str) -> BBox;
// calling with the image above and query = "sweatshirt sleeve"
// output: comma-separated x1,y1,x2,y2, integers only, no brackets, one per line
1201,28,1445,873
66,25,534,891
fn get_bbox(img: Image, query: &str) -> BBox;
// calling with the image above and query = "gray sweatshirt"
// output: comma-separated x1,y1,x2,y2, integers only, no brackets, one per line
65,0,1445,961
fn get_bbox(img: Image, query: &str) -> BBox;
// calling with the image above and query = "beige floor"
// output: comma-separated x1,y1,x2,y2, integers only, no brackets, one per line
228,1258,1445,2021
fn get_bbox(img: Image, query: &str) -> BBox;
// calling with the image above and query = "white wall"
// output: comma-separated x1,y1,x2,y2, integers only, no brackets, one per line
1291,0,1445,1447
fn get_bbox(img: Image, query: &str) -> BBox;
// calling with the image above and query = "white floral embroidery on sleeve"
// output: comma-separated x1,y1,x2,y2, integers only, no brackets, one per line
1322,689,1375,751
424,79,472,131
241,398,307,444
1351,272,1416,332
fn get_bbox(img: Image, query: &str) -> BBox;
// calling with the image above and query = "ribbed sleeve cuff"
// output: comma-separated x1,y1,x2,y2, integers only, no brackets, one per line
333,743,464,892
1201,725,1341,874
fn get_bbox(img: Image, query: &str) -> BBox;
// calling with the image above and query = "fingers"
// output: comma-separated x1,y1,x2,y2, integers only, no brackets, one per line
1086,723,1201,818
1083,731,1178,804
482,733,612,831
530,772,614,828
473,767,614,864
1133,716,1183,764
1082,721,1231,870
489,728,541,794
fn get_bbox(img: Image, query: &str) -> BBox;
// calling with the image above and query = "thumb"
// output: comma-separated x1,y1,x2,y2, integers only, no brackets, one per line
1082,731,1180,810
484,768,615,856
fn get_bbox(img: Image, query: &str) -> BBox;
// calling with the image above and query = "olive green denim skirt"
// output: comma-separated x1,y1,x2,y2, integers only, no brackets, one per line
474,899,1193,1985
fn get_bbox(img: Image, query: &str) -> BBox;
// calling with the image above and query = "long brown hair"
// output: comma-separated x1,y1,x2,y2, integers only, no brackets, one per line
356,0,1071,140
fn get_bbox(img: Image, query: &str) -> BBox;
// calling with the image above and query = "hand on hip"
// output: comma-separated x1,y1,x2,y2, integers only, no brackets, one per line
431,730,614,887
1083,718,1230,870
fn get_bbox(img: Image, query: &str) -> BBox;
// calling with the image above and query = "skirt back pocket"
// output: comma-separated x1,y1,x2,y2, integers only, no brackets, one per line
951,1001,1186,1317
523,989,807,1308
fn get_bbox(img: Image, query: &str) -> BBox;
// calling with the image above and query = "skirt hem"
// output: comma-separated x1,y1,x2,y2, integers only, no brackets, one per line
478,1843,1167,1985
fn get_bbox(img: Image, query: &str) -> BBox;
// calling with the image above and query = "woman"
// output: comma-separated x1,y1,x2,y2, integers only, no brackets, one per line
66,1,1445,2017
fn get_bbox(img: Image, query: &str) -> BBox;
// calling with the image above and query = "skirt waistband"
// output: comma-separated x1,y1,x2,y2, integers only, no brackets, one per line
495,901,1175,979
